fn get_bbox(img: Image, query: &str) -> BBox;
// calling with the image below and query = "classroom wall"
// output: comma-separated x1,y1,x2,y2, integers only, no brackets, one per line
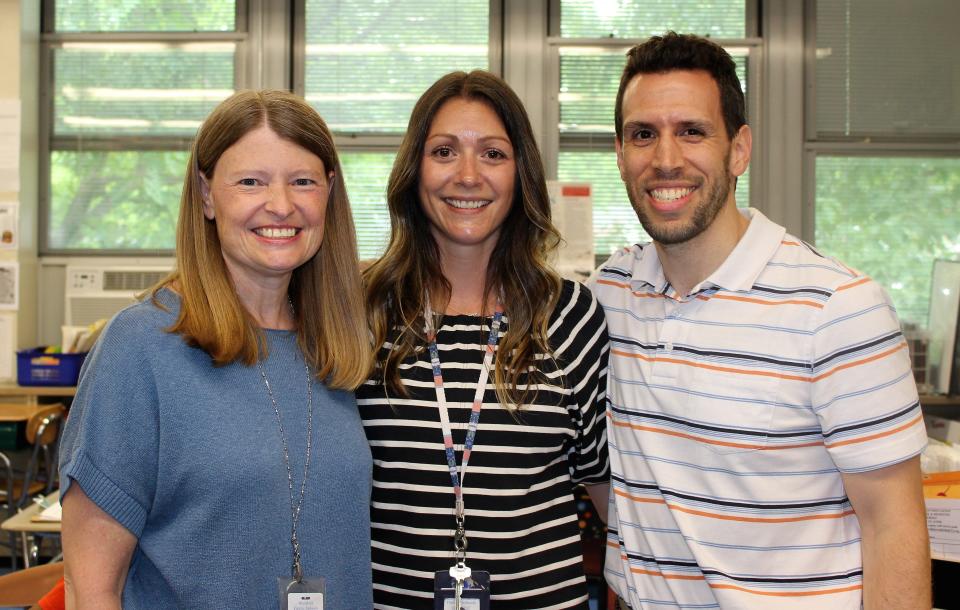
0,0,39,362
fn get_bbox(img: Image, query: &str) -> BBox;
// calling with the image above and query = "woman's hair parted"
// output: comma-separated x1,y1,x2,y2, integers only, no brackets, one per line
154,89,371,389
363,70,562,409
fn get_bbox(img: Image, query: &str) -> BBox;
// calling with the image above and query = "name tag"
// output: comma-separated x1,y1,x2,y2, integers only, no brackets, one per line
279,576,325,610
289,592,323,610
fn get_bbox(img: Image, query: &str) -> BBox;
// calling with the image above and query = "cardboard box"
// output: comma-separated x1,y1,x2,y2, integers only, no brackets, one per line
924,471,960,562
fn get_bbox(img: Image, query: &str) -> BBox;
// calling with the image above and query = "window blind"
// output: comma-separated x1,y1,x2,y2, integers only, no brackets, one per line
304,0,489,134
54,0,235,32
815,0,960,139
53,43,235,138
559,0,745,39
46,1,239,251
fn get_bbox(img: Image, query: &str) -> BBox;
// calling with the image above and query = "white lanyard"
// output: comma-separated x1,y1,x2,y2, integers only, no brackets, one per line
423,296,504,556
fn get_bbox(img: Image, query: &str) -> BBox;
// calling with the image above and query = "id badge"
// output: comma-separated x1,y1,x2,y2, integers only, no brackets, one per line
433,570,491,610
278,576,325,610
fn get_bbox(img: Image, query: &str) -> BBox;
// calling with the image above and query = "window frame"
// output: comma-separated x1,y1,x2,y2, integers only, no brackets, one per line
291,0,503,154
801,0,960,245
37,1,773,258
801,0,960,330
38,0,254,256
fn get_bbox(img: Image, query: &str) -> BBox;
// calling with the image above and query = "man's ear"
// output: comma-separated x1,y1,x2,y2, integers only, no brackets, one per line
199,172,214,220
615,136,627,182
729,124,752,178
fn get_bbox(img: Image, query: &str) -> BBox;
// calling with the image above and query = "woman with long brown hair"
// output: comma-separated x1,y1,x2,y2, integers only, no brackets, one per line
360,70,610,609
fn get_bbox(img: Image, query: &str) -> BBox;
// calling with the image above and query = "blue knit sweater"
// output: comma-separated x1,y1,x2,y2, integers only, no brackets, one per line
59,288,373,609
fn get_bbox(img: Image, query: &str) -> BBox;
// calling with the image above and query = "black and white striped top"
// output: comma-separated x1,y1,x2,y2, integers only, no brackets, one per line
358,279,610,609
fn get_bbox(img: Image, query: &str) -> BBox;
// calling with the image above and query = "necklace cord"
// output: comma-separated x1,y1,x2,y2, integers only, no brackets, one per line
258,349,313,583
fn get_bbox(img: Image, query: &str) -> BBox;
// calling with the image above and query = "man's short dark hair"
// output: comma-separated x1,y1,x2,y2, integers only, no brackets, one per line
614,31,746,141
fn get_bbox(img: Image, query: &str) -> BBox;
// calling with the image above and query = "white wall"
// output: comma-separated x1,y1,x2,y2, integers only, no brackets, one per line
0,0,40,363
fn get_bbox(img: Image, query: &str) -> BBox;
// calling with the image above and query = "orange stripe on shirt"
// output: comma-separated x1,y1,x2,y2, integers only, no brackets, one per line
811,341,908,382
631,567,707,581
826,412,923,449
595,278,667,299
837,277,870,291
706,293,824,309
667,503,856,524
610,549,708,582
610,349,813,382
613,487,668,505
612,547,859,591
609,416,825,451
709,582,863,597
781,240,802,246
596,278,630,289
612,340,907,383
610,488,853,524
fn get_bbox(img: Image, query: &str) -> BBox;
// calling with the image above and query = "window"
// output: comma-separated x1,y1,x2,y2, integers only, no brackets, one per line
299,0,494,259
40,1,761,261
41,0,496,257
549,0,757,260
42,0,242,252
809,0,960,326
814,156,960,326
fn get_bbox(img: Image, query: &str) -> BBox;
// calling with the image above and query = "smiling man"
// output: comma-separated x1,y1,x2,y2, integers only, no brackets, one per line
591,33,930,609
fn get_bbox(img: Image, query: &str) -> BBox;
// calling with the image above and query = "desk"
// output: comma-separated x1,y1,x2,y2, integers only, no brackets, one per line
0,384,75,406
0,402,57,423
922,395,960,406
1,490,60,568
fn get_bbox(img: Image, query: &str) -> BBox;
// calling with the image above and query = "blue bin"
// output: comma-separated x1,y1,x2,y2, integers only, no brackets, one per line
16,347,88,386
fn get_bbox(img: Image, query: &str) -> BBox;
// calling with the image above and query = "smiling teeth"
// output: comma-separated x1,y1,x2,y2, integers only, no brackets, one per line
255,227,297,238
445,198,491,209
650,187,695,201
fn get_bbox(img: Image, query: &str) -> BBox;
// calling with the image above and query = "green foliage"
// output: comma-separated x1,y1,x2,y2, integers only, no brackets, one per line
49,1,236,250
338,152,395,259
815,157,960,326
49,151,186,250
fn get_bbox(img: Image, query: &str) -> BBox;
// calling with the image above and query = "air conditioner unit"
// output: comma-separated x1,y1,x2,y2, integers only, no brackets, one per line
65,265,171,326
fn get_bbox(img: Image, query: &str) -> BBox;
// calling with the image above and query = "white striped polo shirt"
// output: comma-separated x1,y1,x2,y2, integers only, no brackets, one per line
591,208,927,609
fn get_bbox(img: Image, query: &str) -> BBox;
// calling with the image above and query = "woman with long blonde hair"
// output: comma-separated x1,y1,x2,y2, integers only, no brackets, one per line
59,90,373,609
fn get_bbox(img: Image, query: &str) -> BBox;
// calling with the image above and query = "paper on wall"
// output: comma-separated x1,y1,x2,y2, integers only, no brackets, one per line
547,181,594,281
0,262,17,310
0,100,20,192
0,202,17,249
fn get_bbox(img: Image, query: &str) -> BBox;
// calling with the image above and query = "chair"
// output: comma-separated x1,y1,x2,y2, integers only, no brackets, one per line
0,404,66,569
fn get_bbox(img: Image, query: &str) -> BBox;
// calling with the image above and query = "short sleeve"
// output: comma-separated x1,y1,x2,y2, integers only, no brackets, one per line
59,308,162,538
550,281,611,484
811,275,927,472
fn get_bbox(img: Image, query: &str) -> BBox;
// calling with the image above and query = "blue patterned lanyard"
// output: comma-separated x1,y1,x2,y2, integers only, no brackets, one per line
423,297,504,527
